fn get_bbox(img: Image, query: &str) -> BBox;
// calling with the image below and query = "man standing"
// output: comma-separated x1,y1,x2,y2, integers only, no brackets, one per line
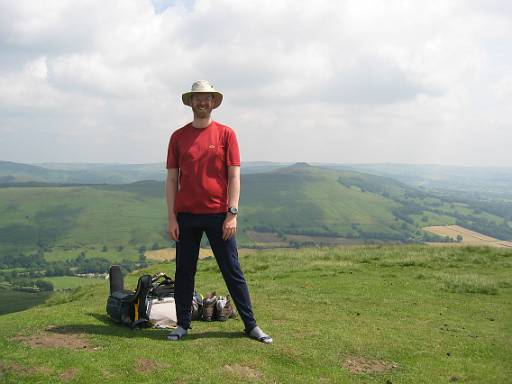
165,80,272,344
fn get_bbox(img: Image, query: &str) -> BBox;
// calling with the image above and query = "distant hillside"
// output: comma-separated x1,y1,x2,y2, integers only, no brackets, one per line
0,161,165,184
4,160,512,198
0,161,289,184
1,163,510,263
323,163,512,197
0,161,58,183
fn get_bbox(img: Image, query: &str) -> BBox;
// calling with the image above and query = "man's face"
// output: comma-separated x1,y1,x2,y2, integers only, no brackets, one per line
191,93,213,119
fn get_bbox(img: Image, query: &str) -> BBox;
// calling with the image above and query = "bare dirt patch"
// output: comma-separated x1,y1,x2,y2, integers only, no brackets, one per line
60,367,77,381
342,355,399,374
224,364,263,381
135,358,169,373
0,361,47,376
11,327,94,351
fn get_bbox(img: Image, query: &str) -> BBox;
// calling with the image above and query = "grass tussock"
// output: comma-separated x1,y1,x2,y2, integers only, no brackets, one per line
440,274,499,295
378,257,427,267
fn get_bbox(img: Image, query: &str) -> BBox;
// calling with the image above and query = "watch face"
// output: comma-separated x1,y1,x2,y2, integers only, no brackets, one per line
229,207,238,214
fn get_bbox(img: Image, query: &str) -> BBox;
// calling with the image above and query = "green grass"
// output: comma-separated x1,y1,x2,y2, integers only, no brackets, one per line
0,245,511,383
43,276,106,291
0,289,52,315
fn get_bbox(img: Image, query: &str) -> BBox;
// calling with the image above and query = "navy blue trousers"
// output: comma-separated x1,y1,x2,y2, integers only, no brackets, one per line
174,213,257,332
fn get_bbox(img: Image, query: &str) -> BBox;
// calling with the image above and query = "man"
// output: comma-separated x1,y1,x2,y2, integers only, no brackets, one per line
165,80,272,344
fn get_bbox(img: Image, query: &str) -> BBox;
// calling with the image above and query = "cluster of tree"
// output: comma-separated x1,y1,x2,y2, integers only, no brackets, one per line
0,249,46,269
337,175,401,197
354,230,413,242
455,218,512,241
429,190,512,232
391,201,425,224
9,278,54,293
0,250,147,285
420,232,455,243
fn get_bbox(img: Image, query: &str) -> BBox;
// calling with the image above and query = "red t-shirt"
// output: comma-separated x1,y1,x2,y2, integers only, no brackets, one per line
166,121,240,214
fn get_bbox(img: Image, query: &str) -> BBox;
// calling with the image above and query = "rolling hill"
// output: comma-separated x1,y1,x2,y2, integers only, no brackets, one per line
0,160,288,185
1,163,510,263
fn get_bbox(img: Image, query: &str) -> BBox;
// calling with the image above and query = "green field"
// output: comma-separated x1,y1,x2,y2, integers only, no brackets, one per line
0,289,52,315
0,245,511,383
43,276,106,290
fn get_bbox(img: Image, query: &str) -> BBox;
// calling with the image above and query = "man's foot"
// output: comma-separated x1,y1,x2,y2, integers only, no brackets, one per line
167,326,188,341
202,292,217,321
246,326,272,344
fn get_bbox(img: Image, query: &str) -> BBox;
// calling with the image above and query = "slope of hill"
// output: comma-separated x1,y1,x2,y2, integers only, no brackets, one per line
242,163,403,237
324,163,512,197
0,161,165,184
1,164,510,263
0,246,511,383
0,161,289,184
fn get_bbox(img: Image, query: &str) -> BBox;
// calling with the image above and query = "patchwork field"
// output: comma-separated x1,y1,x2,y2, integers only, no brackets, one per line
145,247,257,261
423,225,512,248
1,245,511,383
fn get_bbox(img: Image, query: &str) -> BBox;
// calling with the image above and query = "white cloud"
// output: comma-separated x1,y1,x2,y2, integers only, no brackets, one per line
0,0,510,166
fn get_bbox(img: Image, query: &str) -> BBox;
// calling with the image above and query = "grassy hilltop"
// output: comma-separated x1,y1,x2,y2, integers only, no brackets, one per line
0,245,511,383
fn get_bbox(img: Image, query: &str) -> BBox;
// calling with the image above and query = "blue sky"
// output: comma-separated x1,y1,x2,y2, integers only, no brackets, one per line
0,0,511,166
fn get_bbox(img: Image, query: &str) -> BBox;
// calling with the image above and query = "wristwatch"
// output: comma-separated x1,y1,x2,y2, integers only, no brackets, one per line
227,207,238,215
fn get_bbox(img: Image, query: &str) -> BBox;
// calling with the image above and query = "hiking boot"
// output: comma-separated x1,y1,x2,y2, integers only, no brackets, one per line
226,296,238,319
202,291,217,321
215,295,237,321
191,300,201,321
191,291,204,321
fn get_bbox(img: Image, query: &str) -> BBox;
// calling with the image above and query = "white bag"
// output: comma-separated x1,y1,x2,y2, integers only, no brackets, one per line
147,297,177,329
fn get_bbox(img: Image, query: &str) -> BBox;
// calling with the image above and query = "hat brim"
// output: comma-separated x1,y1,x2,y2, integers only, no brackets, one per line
182,91,223,109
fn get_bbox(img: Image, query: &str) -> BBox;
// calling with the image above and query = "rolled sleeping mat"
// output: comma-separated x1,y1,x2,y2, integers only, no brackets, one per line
109,265,124,295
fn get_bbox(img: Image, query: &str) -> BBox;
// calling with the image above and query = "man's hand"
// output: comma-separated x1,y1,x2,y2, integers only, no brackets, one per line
222,213,237,240
168,218,180,241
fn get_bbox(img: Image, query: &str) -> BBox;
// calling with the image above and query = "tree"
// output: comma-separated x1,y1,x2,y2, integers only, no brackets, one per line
35,280,54,292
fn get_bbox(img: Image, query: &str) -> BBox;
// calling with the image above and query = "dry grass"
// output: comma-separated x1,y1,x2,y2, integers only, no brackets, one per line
145,247,256,261
423,225,512,248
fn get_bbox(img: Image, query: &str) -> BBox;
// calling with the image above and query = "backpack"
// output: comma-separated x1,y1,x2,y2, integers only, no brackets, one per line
106,266,202,329
106,266,175,328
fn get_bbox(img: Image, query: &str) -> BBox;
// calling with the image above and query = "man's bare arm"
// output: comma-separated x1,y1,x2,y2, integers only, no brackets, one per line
166,168,179,241
223,166,240,240
227,165,240,209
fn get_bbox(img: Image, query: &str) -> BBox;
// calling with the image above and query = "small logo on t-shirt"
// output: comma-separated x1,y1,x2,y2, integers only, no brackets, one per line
208,145,216,149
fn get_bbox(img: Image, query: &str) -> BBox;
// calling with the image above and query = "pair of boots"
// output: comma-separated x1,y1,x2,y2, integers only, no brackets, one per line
202,292,237,321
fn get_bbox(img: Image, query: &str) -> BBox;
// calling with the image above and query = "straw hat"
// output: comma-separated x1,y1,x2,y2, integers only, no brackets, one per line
182,80,223,109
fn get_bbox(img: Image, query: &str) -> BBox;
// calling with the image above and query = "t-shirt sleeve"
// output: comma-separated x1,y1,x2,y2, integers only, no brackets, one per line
166,132,179,169
226,129,241,166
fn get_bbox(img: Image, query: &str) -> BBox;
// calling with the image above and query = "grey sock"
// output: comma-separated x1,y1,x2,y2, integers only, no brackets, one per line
167,326,188,341
249,326,273,344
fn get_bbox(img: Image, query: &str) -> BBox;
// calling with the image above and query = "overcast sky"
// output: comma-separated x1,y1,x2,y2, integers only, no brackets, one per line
0,0,511,166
